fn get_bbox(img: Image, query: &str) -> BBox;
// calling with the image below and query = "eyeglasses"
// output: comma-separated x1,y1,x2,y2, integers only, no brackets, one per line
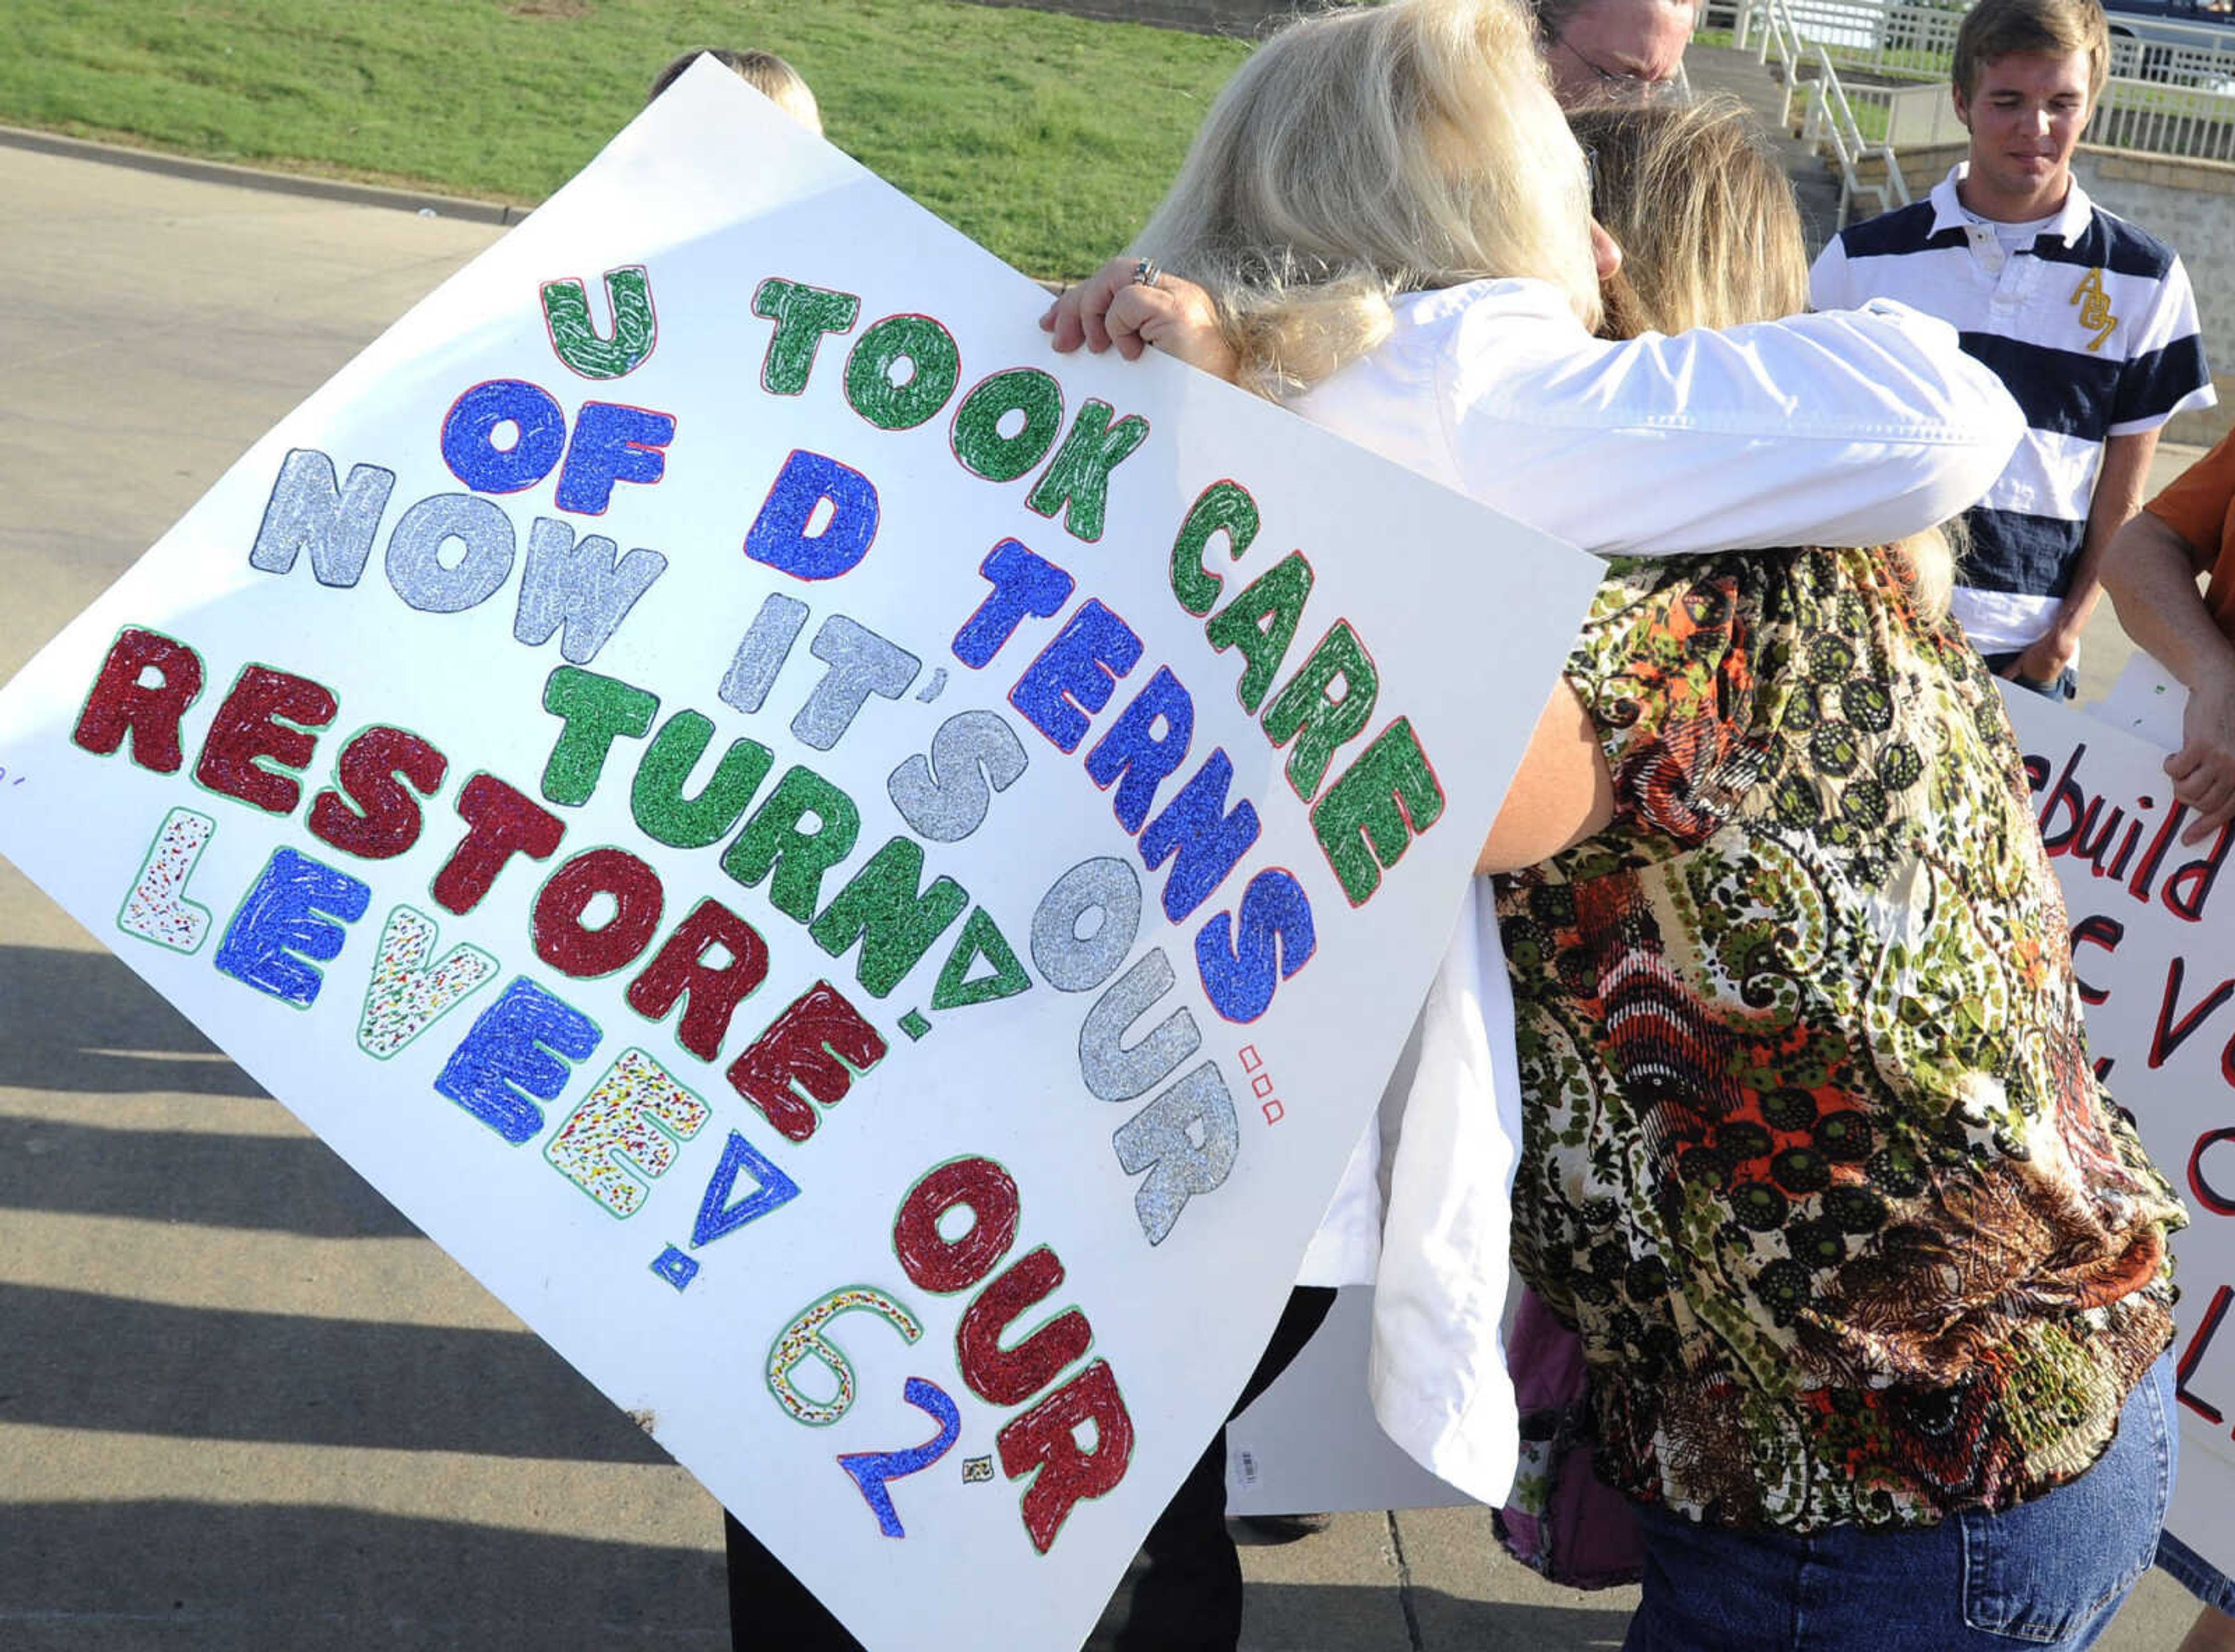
1552,33,1681,104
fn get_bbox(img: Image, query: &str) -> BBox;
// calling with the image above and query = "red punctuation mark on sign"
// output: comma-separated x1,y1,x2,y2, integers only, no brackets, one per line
1238,1044,1282,1124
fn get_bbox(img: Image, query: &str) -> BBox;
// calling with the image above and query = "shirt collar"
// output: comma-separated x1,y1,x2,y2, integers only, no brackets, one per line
1927,162,2092,245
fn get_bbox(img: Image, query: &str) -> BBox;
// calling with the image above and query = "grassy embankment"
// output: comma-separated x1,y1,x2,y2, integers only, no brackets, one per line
3,0,1251,279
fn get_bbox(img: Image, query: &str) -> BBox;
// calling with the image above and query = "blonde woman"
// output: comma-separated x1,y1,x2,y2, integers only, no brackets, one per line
1051,8,2186,1649
1049,0,2022,560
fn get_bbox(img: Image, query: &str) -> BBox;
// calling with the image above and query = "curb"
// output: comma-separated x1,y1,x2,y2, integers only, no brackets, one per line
2,118,1075,288
0,123,531,225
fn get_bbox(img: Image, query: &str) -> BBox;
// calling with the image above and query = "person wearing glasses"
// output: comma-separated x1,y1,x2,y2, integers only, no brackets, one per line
1534,0,1696,104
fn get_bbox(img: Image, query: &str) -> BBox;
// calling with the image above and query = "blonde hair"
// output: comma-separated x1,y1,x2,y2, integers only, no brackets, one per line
1567,98,1808,335
1894,519,1959,627
1953,0,2110,102
1576,100,1955,615
1134,0,1599,398
648,48,823,135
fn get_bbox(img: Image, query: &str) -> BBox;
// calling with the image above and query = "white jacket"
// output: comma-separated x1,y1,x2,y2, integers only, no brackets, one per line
1286,278,2023,1503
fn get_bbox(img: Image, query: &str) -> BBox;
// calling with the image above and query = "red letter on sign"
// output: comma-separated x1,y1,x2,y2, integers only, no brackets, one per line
308,725,448,859
2190,1127,2235,1218
73,628,205,773
724,979,886,1142
957,1246,1091,1406
431,774,566,916
893,1156,1019,1294
626,899,772,1060
532,847,665,978
196,665,339,815
996,1358,1134,1554
2176,1283,2231,1426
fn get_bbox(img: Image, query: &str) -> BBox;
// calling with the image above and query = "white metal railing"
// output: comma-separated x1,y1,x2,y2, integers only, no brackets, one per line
1737,0,1913,223
2094,76,2235,157
1740,0,2235,81
1726,0,2235,161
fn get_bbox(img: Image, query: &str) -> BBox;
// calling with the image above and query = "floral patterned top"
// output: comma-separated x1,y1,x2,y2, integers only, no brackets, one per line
1495,548,2185,1532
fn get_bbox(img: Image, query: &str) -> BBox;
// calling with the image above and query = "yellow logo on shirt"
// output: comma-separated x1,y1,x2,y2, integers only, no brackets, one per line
2070,268,2117,352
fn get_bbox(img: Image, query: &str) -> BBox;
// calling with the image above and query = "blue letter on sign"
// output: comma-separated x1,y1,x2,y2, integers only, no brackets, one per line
1194,868,1316,1023
214,847,371,1008
745,449,879,581
952,538,1074,670
435,976,601,1144
555,401,676,516
441,379,568,495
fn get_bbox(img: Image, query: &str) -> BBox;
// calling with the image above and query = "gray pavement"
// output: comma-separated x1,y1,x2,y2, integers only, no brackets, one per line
0,137,2208,1651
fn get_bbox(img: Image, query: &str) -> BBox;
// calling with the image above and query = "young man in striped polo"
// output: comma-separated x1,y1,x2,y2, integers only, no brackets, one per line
1810,0,2213,698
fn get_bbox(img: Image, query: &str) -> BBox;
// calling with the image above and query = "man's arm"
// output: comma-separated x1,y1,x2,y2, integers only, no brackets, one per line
2010,428,2158,685
2100,507,2235,841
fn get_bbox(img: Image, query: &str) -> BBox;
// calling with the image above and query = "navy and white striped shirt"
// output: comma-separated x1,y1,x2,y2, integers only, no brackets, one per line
1811,166,2213,648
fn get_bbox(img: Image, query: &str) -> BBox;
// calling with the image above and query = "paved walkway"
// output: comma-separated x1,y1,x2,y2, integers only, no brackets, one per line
0,137,2206,1650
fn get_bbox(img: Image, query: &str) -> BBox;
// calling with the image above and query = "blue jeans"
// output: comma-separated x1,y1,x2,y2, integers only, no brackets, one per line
1624,1355,2176,1651
2158,1530,2235,1615
1983,649,2078,702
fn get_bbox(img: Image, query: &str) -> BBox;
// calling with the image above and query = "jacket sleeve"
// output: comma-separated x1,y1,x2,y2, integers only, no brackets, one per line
1436,294,2024,556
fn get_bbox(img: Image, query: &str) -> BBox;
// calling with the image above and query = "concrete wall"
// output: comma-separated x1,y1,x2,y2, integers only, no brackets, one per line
2073,147,2235,445
962,0,1308,34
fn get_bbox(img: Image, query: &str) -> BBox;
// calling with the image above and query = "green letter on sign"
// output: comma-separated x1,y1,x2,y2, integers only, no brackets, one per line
542,268,658,381
1311,719,1443,904
1168,481,1258,618
753,278,862,395
1026,400,1149,544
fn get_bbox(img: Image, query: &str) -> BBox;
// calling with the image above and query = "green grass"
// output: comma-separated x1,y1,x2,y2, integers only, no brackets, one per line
4,0,1253,279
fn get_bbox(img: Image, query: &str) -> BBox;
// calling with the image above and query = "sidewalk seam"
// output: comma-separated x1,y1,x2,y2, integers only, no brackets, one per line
1385,1511,1428,1652
0,123,532,225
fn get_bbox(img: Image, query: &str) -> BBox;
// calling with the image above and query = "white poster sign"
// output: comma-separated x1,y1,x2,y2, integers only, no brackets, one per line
2095,652,2188,752
2005,685,2235,1580
0,65,1602,1650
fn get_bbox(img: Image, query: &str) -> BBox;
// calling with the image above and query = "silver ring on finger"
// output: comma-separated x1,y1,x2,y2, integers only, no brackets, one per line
1133,257,1162,289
